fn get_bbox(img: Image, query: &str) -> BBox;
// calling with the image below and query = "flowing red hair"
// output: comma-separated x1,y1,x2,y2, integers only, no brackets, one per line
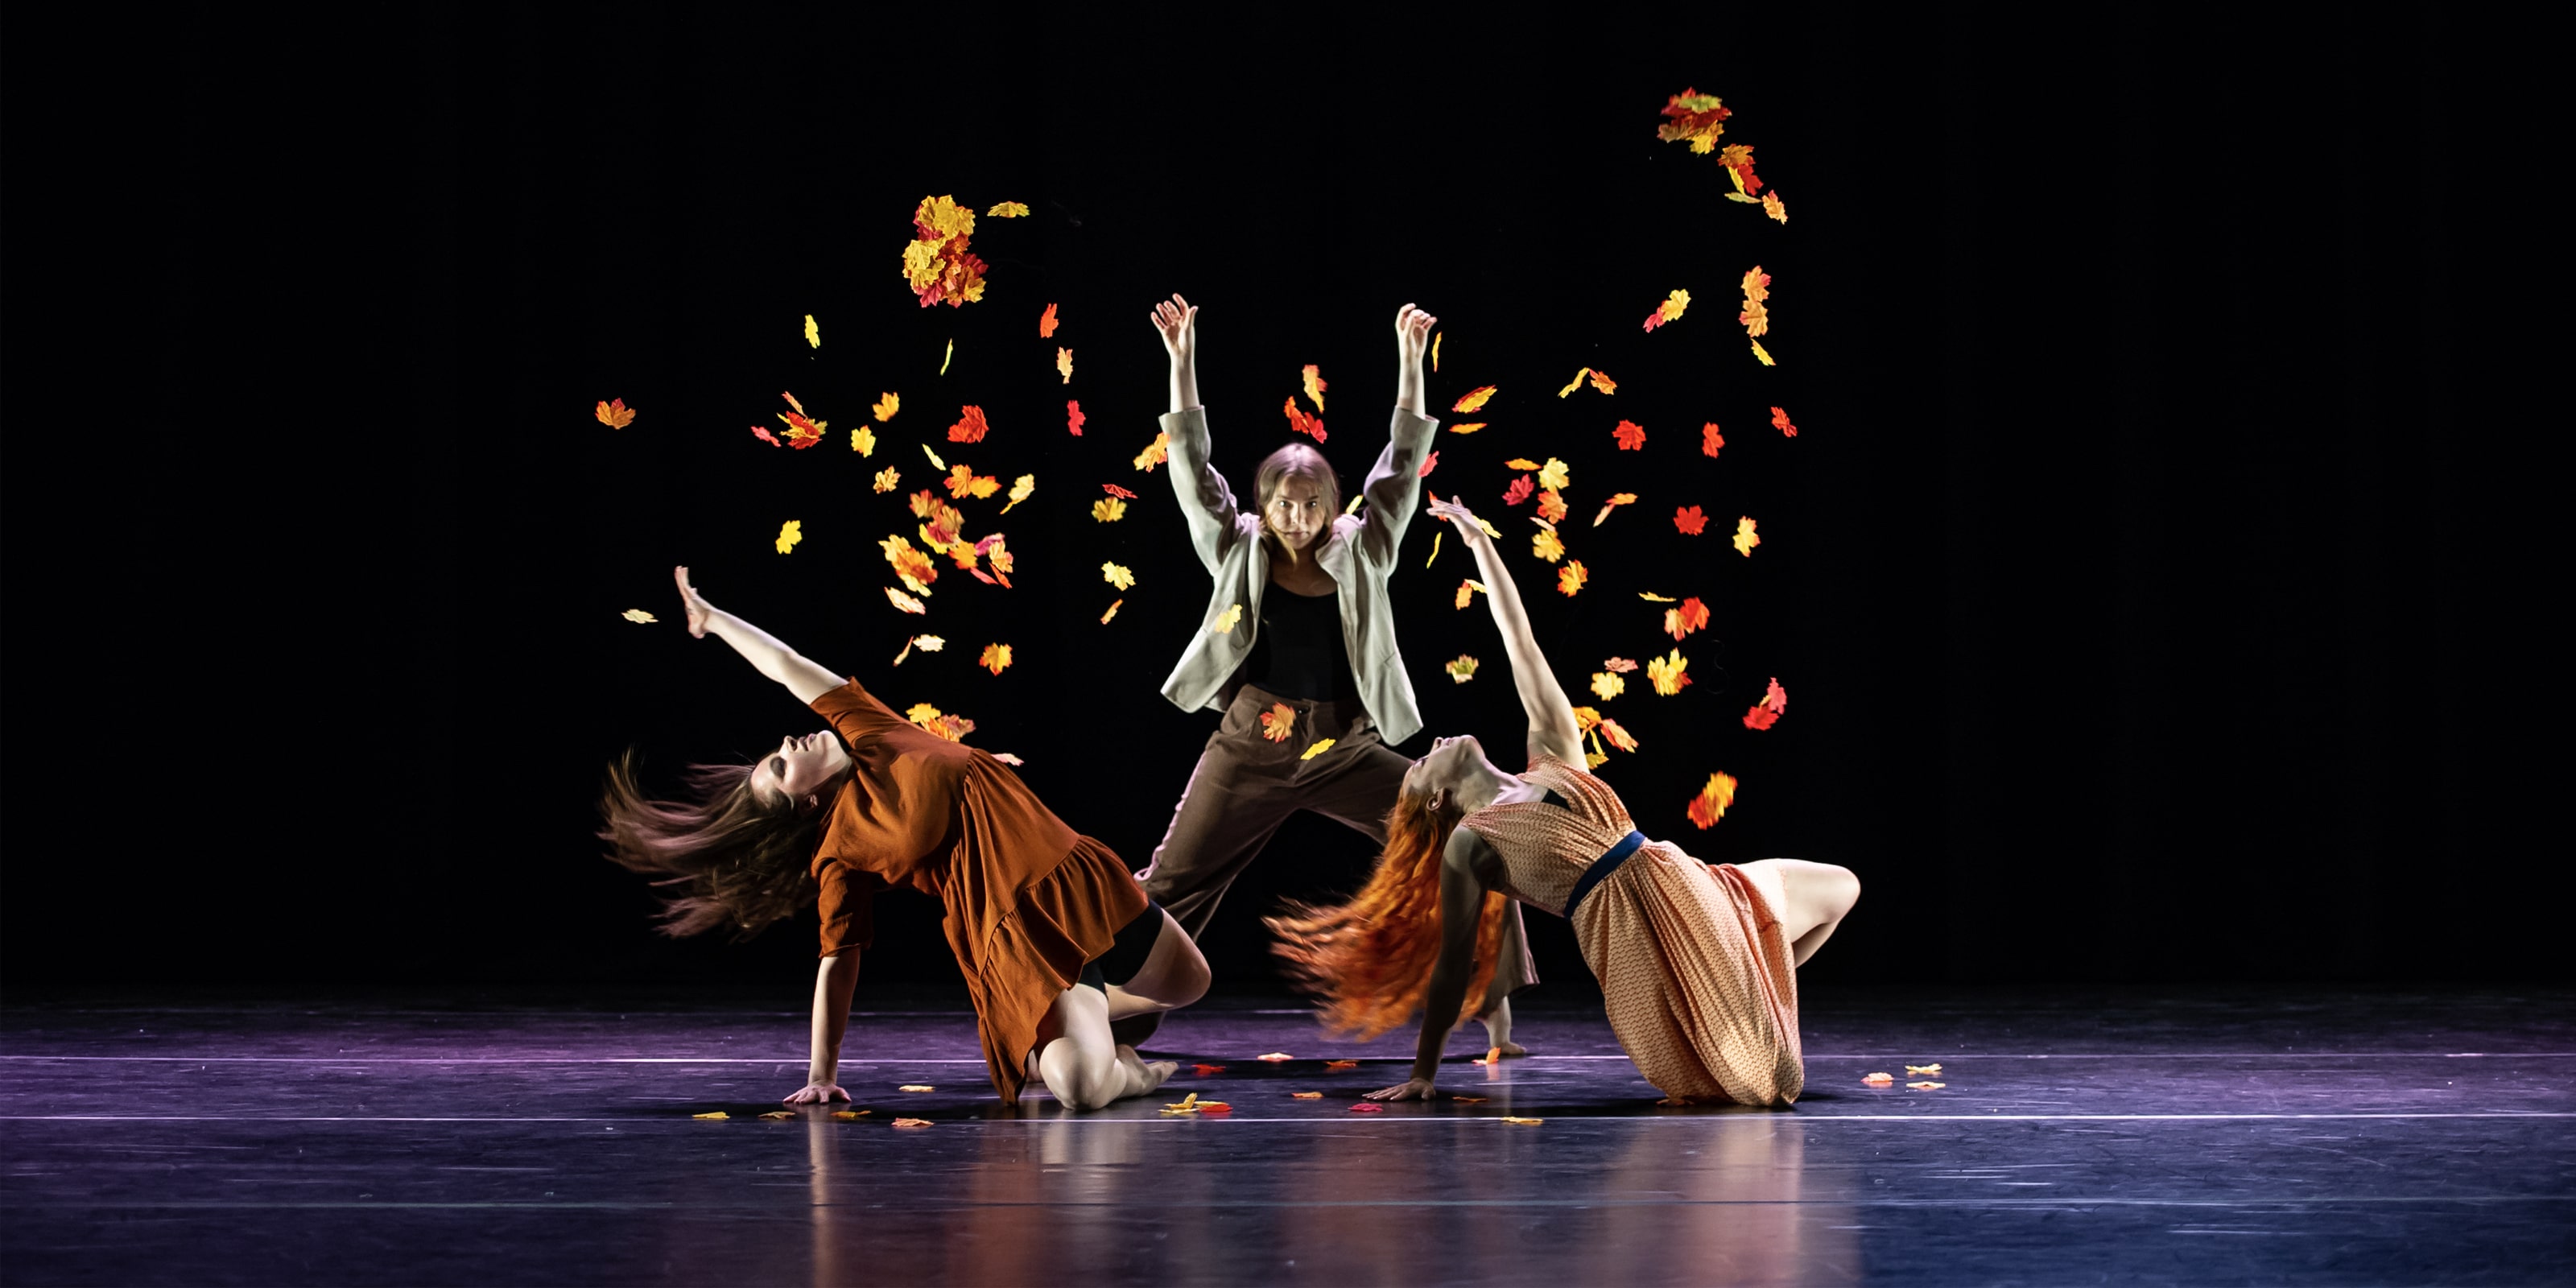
1266,787,1508,1040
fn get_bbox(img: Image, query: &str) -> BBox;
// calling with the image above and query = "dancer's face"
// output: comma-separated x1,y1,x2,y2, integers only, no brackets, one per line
757,730,852,807
1403,733,1484,803
1265,475,1328,551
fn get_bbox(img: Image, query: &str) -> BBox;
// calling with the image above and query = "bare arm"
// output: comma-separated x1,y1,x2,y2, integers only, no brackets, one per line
1153,294,1200,414
1392,302,1432,419
1352,304,1441,568
674,566,842,705
785,954,862,1104
1367,831,1492,1100
1424,501,1584,763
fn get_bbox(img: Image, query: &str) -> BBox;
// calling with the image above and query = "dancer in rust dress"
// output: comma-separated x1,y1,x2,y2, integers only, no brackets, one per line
600,568,1208,1110
1269,498,1861,1106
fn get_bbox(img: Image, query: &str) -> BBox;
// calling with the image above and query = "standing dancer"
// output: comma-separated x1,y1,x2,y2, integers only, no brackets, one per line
1129,295,1534,1049
599,568,1210,1110
1269,497,1861,1105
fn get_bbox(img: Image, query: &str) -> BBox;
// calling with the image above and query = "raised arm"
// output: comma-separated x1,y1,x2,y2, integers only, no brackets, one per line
1352,304,1440,568
674,565,842,704
1150,295,1249,573
1367,830,1491,1100
1425,500,1584,764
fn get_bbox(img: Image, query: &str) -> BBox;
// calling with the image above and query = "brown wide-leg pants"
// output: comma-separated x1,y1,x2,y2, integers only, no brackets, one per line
1136,684,1538,1017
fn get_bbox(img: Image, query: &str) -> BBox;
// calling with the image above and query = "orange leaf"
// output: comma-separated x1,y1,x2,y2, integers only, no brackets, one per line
1502,475,1534,507
1557,560,1588,597
1430,332,1441,370
947,405,990,443
594,398,636,428
1451,1096,1487,1104
892,1117,934,1129
1744,676,1785,729
1702,423,1724,457
884,587,927,615
1771,406,1798,437
1535,489,1567,524
1348,1103,1385,1113
1133,431,1170,472
880,535,939,596
1862,1072,1895,1086
1733,516,1761,557
1740,265,1770,306
1302,364,1327,412
1503,458,1542,471
1612,420,1646,451
749,424,781,448
1591,493,1637,527
1763,192,1786,223
873,392,900,422
1454,578,1487,609
1282,397,1327,442
1656,88,1732,154
1100,598,1122,624
1324,1059,1358,1070
1101,483,1138,499
1260,703,1296,743
832,1109,871,1120
1447,422,1485,434
1066,399,1085,436
1742,704,1779,731
979,642,1013,675
945,464,1000,500
1291,1092,1323,1100
758,1110,795,1120
1908,1082,1946,1091
1091,497,1128,522
1686,771,1736,829
1038,303,1059,338
1451,386,1496,414
1587,369,1617,395
1555,369,1590,398
1196,1101,1232,1113
1597,718,1638,753
1674,506,1707,535
1647,648,1691,696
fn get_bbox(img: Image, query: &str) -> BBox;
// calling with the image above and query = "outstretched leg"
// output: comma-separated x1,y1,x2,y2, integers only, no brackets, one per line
1028,983,1179,1111
1735,858,1861,966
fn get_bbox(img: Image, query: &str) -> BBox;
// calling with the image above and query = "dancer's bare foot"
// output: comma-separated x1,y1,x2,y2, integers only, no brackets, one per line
1123,1047,1179,1098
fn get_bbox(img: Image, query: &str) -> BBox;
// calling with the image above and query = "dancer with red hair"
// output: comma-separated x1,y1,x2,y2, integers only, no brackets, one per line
1269,498,1860,1105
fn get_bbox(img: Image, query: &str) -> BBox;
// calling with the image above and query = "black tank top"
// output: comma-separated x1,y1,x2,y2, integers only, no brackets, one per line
1240,585,1352,701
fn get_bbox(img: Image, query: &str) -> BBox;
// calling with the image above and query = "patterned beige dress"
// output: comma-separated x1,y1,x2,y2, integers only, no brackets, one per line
1459,752,1804,1105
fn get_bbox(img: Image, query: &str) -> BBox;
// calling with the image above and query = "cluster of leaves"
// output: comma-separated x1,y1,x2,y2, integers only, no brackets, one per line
900,195,992,308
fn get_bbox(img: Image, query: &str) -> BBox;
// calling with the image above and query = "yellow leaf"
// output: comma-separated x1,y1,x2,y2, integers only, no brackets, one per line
595,398,636,428
1302,363,1327,411
1100,598,1123,623
1101,562,1135,590
1447,422,1485,434
1162,1092,1200,1115
1259,703,1297,742
899,1084,935,1092
891,1117,933,1129
1426,530,1442,567
1133,432,1170,472
1648,649,1691,696
1906,1064,1943,1075
1639,591,1676,602
1863,1072,1895,1085
1750,339,1774,366
1000,473,1036,513
1451,385,1496,414
1430,331,1441,371
985,200,1030,217
1592,493,1638,526
884,586,927,615
1300,737,1336,761
873,392,900,422
1446,655,1479,683
831,1109,871,1120
940,337,952,374
1454,578,1488,609
1212,603,1244,634
1591,671,1624,700
774,520,803,555
1538,457,1570,492
1557,560,1587,597
1292,1092,1323,1100
921,443,946,470
1501,1117,1544,1125
1556,369,1590,398
1092,497,1128,522
852,427,876,456
621,609,657,624
1733,515,1761,557
1570,705,1602,731
979,642,1013,675
1531,527,1565,563
1344,495,1364,516
803,314,820,348
1503,458,1541,471
873,467,901,493
691,1111,729,1120
1057,347,1074,384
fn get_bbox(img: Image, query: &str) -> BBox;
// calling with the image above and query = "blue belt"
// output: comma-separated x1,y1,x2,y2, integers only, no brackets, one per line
1563,830,1647,922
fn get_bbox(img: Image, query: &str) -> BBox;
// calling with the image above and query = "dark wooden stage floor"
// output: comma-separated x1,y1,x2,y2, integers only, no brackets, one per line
3,984,2569,1285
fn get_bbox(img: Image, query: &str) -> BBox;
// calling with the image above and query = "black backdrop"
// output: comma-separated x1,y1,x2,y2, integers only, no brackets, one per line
3,9,2543,993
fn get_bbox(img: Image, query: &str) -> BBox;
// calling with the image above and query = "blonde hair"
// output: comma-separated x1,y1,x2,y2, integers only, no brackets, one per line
1265,784,1507,1039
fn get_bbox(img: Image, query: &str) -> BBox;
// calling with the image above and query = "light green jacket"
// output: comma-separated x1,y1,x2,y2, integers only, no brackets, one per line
1156,405,1439,744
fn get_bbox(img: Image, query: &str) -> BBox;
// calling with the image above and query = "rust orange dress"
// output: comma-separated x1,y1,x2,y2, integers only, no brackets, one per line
807,679,1147,1104
1459,752,1804,1106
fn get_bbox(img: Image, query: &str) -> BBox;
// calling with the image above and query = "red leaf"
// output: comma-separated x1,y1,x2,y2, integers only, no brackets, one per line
1101,483,1138,499
1702,423,1724,458
1612,420,1647,451
1418,450,1439,478
1663,596,1711,641
1741,704,1779,730
1282,398,1327,443
1348,1103,1385,1114
1771,406,1798,437
1067,399,1085,436
1674,505,1708,535
749,425,781,448
948,405,991,443
1502,475,1534,506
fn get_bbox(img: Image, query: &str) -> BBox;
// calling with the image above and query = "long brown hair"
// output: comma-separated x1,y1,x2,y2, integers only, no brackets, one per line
1266,784,1507,1039
1254,442,1341,563
597,750,822,939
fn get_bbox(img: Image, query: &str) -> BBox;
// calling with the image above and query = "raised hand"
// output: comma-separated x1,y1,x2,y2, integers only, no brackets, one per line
1426,496,1491,544
673,565,714,638
1149,294,1198,364
1393,303,1437,366
1363,1076,1439,1102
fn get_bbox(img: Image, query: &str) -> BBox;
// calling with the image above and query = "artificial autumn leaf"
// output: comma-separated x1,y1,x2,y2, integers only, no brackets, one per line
1502,475,1534,507
1292,1092,1323,1100
1740,264,1770,305
1648,648,1692,695
873,392,900,422
852,427,877,456
1762,191,1786,223
1430,332,1441,370
902,196,987,308
994,474,1036,514
1639,592,1676,602
884,587,927,615
1908,1082,1946,1091
1260,703,1296,743
1771,406,1798,437
946,464,1001,500
903,704,976,741
1302,364,1327,411
1674,506,1708,535
1664,597,1711,641
1570,706,1603,732
1446,654,1480,683
1300,738,1336,761
1092,497,1128,522
1212,603,1243,634
1348,1103,1385,1113
1426,531,1442,567
1642,288,1691,332
1743,682,1785,730
1100,599,1122,624
1555,369,1589,398
920,443,947,470
1038,302,1059,337
1256,1052,1293,1062
1733,516,1761,556
986,200,1029,217
979,642,1013,676
1473,1048,1506,1065
1057,347,1074,383
1101,483,1139,499
1587,369,1617,395
1613,420,1647,451
881,535,939,596
1451,386,1496,414
1534,489,1568,524
1558,560,1588,597
1133,431,1170,472
1501,1117,1544,1125
1906,1063,1942,1075
1538,457,1570,491
1593,493,1639,527
873,467,901,493
750,424,782,448
621,609,657,624
1504,458,1542,470
778,411,828,449
1191,1063,1226,1075
775,520,803,554
1686,771,1736,829
1282,398,1327,442
1863,1072,1895,1086
1455,579,1487,609
1447,422,1485,434
948,405,991,444
1598,718,1638,753
1197,1101,1233,1113
1061,398,1085,437
1323,1059,1358,1070
892,1118,933,1129
1101,562,1135,590
804,315,820,348
1657,87,1731,154
1584,732,1608,768
1719,143,1761,192
759,1110,795,1121
1751,340,1776,366
691,1111,729,1120
596,398,636,428
831,1110,871,1120
1418,451,1439,479
1451,1096,1488,1104
1591,671,1625,700
941,337,953,374
1738,297,1770,337
1703,423,1724,457
1724,192,1760,205
1532,526,1567,563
